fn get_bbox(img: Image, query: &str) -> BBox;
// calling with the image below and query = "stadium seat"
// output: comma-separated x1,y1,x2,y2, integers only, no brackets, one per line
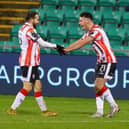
98,6,113,14
102,11,121,24
78,0,97,7
121,45,129,56
71,49,90,55
98,0,116,7
61,4,76,12
67,26,85,39
109,39,128,57
92,11,102,24
0,41,4,52
10,25,22,40
11,36,19,42
63,9,78,22
121,12,129,31
60,5,78,22
117,0,129,14
64,22,78,29
3,41,14,52
98,6,116,23
46,21,60,28
42,4,56,10
41,0,59,7
45,9,64,23
110,40,122,49
38,9,46,24
78,6,94,14
59,0,78,6
117,6,127,15
117,0,129,7
114,50,129,56
36,24,48,39
103,23,118,31
125,31,129,46
10,25,22,36
13,40,21,53
113,46,129,56
29,8,40,12
106,28,126,46
49,38,65,45
48,26,68,39
122,12,129,24
0,41,15,52
40,48,52,54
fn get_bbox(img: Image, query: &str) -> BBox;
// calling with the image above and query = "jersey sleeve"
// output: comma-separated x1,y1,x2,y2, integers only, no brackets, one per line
89,30,101,40
26,28,40,41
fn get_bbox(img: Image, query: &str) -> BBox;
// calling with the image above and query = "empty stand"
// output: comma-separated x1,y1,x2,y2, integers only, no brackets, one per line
1,0,129,56
0,0,40,40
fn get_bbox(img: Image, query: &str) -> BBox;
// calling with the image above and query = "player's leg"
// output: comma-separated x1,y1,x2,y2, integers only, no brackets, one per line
92,63,119,118
8,66,33,115
103,63,120,117
8,82,32,115
91,78,106,117
34,80,58,116
33,66,58,116
91,63,119,116
34,80,47,111
92,78,119,118
104,88,120,118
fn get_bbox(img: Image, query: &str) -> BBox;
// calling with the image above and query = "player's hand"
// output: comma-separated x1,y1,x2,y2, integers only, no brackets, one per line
56,45,65,56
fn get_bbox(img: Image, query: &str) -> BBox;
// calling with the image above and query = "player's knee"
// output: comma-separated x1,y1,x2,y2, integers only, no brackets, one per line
23,82,33,92
94,85,101,93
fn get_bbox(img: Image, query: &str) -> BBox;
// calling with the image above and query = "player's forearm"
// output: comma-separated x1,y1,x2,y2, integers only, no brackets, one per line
64,36,93,53
64,44,81,53
37,38,56,48
64,39,87,53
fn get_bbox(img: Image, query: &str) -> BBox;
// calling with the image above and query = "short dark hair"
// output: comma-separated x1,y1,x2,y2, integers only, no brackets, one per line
25,11,38,21
80,12,93,20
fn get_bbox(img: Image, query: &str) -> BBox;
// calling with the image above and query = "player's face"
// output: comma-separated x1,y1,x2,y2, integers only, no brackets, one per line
32,14,39,28
79,17,88,30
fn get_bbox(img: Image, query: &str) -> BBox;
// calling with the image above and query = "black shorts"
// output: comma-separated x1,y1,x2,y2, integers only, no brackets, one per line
95,63,116,80
21,66,40,83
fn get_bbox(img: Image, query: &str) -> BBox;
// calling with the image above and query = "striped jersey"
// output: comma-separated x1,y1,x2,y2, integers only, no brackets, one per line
18,22,40,66
82,25,117,63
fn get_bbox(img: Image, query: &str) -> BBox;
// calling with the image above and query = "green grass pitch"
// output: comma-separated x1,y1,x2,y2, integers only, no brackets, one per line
0,95,129,129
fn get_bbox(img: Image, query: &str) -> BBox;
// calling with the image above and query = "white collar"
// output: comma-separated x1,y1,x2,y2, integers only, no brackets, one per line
25,22,33,27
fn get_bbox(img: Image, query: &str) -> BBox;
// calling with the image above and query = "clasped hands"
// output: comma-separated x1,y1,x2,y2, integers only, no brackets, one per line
56,45,66,56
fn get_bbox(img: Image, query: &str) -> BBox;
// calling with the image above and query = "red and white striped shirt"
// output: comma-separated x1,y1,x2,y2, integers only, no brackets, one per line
82,25,117,63
18,23,40,66
18,22,56,66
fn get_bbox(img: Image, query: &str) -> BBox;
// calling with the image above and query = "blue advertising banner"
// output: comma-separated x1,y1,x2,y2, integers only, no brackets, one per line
0,52,129,99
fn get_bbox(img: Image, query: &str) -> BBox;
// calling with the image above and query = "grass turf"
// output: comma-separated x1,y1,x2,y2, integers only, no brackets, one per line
0,95,129,129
